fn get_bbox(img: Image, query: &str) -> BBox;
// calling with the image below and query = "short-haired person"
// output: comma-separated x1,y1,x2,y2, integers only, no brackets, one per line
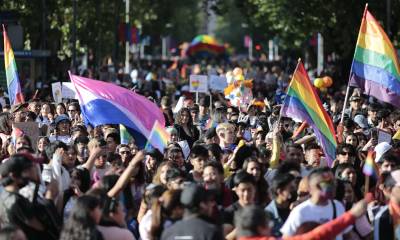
265,173,297,237
160,184,223,240
188,145,209,182
280,167,352,240
203,161,233,208
374,169,400,239
216,123,236,152
235,199,369,240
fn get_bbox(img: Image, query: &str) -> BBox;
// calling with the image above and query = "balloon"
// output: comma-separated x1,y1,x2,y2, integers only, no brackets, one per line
314,78,324,88
233,67,243,76
236,75,244,81
320,87,328,92
323,76,333,87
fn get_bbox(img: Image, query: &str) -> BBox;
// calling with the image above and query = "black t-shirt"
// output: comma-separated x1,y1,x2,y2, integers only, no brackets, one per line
222,201,242,226
0,190,42,239
277,206,290,222
161,216,223,240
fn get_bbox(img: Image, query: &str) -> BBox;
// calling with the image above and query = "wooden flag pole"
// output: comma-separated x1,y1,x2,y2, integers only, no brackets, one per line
364,175,370,196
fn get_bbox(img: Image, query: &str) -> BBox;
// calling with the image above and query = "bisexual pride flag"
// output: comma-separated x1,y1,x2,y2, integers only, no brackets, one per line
69,73,165,148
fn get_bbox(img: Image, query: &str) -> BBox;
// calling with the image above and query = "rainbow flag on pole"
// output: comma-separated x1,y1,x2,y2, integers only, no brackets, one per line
281,60,337,166
363,150,379,177
145,120,170,153
3,25,24,105
120,124,132,144
349,6,400,107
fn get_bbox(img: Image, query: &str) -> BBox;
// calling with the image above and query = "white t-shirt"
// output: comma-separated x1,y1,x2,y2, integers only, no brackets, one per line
280,199,351,240
139,210,152,240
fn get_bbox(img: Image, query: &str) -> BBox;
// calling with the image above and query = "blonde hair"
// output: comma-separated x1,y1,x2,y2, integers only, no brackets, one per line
216,122,234,134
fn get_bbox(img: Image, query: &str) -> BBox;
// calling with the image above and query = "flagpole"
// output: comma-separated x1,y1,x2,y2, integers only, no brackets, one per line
364,175,370,196
338,4,369,140
277,58,301,127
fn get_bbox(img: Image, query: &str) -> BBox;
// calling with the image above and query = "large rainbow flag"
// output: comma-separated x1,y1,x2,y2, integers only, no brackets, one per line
186,35,225,58
281,60,337,166
349,7,400,107
3,25,24,105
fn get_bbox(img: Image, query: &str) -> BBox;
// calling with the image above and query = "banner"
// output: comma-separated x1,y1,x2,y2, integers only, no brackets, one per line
189,75,208,93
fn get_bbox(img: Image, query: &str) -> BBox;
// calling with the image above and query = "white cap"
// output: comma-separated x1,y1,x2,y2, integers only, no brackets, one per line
374,142,392,163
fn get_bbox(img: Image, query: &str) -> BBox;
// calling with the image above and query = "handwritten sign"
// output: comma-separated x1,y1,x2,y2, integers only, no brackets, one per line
51,82,62,103
189,75,208,93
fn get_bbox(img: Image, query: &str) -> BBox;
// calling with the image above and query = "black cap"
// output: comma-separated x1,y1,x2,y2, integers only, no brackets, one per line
0,154,34,178
180,183,215,209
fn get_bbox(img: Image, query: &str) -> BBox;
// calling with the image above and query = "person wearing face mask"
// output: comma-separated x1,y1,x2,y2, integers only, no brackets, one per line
335,180,372,240
281,167,352,240
265,173,297,237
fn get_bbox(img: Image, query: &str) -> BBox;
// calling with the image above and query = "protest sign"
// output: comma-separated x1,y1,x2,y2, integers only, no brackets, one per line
14,122,40,151
189,75,208,93
209,75,227,92
52,82,62,103
62,82,78,99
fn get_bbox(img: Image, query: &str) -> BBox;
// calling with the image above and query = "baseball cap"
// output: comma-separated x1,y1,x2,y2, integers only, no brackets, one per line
10,102,29,114
0,154,34,178
374,142,392,163
353,114,369,129
54,114,71,125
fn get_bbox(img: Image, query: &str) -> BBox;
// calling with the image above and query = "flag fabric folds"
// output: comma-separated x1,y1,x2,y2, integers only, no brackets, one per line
145,120,170,153
3,25,24,105
349,8,400,107
69,73,165,148
281,60,337,166
120,124,132,145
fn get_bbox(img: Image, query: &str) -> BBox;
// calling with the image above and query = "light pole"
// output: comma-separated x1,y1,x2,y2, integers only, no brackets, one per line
72,0,77,72
124,0,130,74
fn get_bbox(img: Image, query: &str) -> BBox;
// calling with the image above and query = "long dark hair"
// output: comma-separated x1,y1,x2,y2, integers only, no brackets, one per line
150,190,182,240
175,108,194,127
0,112,11,134
60,195,102,240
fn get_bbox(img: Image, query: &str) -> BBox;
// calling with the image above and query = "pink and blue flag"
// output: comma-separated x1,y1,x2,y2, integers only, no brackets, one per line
3,25,24,105
69,72,165,148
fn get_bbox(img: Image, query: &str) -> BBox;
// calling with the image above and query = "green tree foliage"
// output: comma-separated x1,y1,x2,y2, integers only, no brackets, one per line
216,0,400,63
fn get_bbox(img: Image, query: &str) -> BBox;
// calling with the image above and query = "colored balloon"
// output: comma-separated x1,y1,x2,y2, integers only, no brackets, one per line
236,75,245,81
323,76,333,87
233,67,243,76
314,78,324,88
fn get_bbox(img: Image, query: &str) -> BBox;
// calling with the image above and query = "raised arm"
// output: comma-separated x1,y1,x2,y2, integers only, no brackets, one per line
107,151,145,197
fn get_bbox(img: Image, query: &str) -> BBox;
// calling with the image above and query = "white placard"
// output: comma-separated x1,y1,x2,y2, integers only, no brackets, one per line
51,82,62,103
189,75,208,93
209,75,227,91
62,82,78,99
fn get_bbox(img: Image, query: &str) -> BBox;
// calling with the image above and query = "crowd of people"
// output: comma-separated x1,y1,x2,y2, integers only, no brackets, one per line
0,60,399,240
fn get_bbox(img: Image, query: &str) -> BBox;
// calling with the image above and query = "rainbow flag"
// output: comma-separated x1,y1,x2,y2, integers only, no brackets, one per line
281,60,337,166
3,25,24,105
363,150,379,177
145,120,170,153
205,118,217,130
349,7,400,107
120,124,132,144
